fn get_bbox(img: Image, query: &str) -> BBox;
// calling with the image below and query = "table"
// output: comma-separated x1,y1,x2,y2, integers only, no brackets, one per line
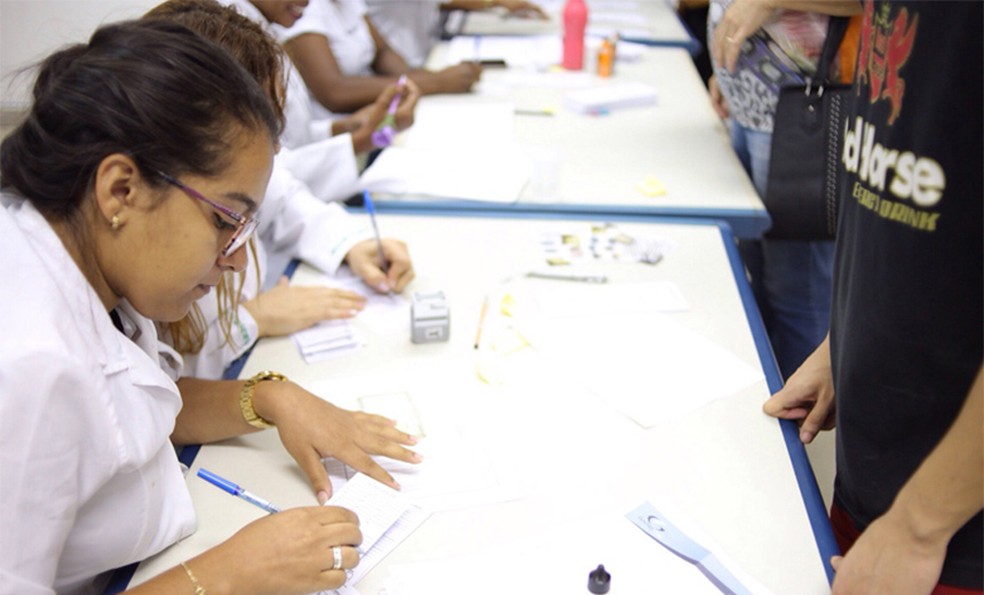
369,47,770,239
448,0,700,53
119,212,833,594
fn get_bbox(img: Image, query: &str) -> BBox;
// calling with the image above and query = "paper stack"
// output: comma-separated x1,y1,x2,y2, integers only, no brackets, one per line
564,81,657,114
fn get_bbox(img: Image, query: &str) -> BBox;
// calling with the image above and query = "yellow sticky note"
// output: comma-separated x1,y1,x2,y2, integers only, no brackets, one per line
499,293,516,317
637,175,667,197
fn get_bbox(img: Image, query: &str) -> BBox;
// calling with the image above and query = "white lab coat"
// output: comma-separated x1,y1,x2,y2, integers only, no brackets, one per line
171,0,373,380
272,0,377,124
173,161,373,380
0,195,196,594
222,0,364,166
365,0,443,68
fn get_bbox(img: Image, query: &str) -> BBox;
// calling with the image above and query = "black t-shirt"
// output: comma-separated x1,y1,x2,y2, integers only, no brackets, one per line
831,0,982,589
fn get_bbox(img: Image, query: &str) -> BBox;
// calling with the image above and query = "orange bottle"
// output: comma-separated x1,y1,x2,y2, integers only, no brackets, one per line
597,37,615,77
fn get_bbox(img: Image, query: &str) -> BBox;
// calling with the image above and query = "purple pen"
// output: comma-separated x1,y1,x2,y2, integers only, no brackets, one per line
371,75,407,149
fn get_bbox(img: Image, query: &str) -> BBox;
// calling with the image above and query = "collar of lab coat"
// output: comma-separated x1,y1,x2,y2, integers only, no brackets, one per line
6,198,181,409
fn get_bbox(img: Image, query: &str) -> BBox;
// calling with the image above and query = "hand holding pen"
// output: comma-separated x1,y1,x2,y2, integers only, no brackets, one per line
342,191,415,294
371,75,407,149
193,467,363,593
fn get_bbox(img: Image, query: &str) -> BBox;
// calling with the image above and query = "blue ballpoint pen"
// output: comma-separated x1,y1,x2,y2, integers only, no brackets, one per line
197,468,281,514
362,189,392,293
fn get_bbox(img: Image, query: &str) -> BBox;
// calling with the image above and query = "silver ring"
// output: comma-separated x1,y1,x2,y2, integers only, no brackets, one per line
331,545,344,570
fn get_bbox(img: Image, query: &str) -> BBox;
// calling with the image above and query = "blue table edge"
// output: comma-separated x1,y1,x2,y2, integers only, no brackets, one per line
105,211,832,593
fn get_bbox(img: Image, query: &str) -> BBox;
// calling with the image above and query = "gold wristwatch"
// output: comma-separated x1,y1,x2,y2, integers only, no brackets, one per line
239,370,287,429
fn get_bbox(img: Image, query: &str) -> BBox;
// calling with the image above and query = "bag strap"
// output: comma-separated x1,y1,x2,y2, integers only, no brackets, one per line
816,16,849,84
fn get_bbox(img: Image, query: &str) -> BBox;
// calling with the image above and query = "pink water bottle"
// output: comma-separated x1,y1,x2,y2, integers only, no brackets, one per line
562,0,588,70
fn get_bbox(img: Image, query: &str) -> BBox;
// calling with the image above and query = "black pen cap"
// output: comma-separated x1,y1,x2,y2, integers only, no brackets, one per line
587,564,611,594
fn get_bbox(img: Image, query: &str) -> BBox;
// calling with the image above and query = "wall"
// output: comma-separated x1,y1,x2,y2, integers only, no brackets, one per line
0,0,158,134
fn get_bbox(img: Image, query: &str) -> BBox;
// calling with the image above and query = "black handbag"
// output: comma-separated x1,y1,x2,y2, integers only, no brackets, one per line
763,17,851,240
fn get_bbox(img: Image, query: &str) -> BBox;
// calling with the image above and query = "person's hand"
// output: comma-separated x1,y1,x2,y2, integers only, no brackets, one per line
346,79,421,153
496,0,548,19
188,506,362,593
708,75,730,119
392,77,420,131
345,237,414,294
711,0,777,72
254,381,422,502
762,335,835,444
830,510,947,594
411,62,482,94
243,276,366,337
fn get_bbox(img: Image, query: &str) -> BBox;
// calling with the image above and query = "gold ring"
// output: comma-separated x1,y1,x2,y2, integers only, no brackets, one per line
726,35,737,43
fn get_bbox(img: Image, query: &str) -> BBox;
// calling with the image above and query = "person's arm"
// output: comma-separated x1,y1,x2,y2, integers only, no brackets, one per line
286,31,405,114
173,376,420,502
762,333,836,444
441,0,548,18
712,0,861,72
125,506,362,595
366,17,413,76
830,366,984,594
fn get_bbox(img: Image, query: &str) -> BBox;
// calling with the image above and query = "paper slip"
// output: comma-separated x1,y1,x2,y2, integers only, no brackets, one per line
324,473,411,551
292,319,363,363
318,475,429,595
565,81,658,114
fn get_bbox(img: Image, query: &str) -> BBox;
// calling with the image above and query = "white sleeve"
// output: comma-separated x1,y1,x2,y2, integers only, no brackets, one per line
0,351,105,594
270,0,334,42
277,137,360,202
258,164,373,278
281,59,342,149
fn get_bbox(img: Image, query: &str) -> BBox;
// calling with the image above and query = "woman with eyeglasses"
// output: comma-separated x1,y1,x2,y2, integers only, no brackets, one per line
0,19,409,594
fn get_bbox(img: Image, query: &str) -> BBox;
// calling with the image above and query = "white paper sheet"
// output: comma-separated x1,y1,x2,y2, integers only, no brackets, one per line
521,314,764,427
530,280,689,317
311,365,524,511
316,475,429,595
360,146,531,204
380,498,773,595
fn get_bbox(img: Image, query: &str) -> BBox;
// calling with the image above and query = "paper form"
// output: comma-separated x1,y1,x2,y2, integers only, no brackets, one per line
317,476,430,595
531,280,689,317
398,100,514,151
521,313,764,427
324,474,411,551
323,419,520,511
308,268,411,336
292,319,362,363
380,503,772,595
360,146,531,204
310,363,524,511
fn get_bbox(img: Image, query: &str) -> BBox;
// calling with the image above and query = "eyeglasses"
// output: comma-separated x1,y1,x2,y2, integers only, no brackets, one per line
156,171,259,257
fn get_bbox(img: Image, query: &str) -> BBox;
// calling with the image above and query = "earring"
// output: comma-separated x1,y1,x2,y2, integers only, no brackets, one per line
111,215,121,230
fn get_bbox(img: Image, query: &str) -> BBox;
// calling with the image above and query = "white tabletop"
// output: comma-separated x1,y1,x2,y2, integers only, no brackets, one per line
450,0,698,51
126,213,831,595
370,46,769,238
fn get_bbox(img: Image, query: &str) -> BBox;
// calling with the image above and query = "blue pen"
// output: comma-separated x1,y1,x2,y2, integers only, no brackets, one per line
197,468,281,514
362,189,392,293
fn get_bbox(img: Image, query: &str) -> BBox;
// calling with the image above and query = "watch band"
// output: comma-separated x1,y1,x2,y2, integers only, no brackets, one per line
239,370,287,429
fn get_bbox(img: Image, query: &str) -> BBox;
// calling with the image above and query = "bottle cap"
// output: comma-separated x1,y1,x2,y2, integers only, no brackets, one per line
587,564,611,594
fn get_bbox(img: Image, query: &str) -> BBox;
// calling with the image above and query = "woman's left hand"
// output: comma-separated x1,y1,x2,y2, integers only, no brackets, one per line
255,380,422,503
